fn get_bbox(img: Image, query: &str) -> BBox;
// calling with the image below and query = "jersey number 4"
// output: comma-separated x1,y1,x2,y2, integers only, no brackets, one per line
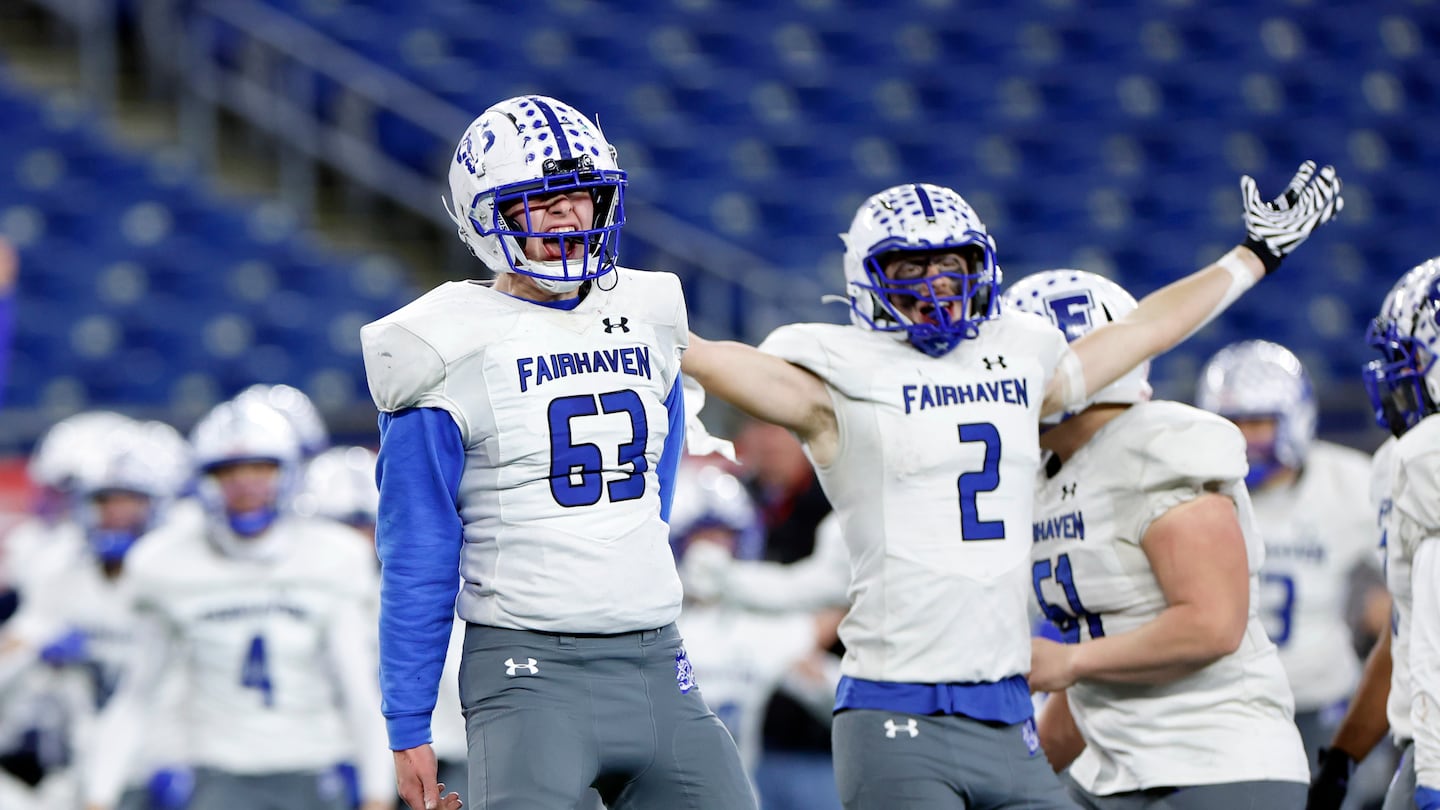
241,634,275,707
548,390,648,507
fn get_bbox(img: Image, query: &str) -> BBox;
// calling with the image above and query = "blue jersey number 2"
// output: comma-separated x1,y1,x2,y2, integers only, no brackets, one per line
548,390,649,507
957,422,1005,540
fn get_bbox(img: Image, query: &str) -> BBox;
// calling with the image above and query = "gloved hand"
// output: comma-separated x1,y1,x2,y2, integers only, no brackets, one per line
147,766,196,810
1305,747,1354,810
1240,160,1343,274
39,628,90,667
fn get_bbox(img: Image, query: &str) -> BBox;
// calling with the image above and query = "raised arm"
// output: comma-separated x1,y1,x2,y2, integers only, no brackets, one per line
1042,162,1343,418
682,333,837,457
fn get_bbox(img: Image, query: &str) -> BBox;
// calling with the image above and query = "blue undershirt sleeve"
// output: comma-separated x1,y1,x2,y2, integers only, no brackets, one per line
374,407,465,751
657,376,685,522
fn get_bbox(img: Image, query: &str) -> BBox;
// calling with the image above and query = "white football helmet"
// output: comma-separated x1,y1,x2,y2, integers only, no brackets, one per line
28,410,137,523
233,384,329,459
29,411,136,491
842,183,1000,357
668,463,764,561
447,94,626,293
1364,257,1440,437
1196,340,1316,484
1002,269,1151,424
294,445,379,530
190,398,302,546
74,428,188,565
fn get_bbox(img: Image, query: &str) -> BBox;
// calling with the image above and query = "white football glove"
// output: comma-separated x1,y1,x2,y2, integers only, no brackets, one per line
1240,160,1343,273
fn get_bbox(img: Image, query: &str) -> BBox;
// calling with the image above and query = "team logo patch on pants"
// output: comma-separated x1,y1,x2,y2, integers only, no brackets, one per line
675,647,696,693
1022,717,1040,755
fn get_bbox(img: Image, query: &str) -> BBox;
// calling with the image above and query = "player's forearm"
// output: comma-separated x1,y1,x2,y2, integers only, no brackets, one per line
1329,630,1392,760
682,333,833,439
1071,604,1242,685
1071,247,1263,403
1037,690,1085,773
726,557,850,612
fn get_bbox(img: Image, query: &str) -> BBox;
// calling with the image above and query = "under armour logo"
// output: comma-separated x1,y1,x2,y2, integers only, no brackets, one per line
603,317,630,334
883,718,919,739
983,356,1006,370
1061,483,1077,500
504,657,539,676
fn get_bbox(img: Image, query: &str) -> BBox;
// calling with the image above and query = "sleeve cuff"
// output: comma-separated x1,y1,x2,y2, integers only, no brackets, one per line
386,713,434,752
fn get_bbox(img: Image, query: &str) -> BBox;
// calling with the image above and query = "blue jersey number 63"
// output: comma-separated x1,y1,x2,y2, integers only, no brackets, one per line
548,390,649,507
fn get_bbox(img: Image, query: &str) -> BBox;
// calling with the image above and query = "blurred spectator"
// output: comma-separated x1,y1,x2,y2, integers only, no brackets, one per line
0,237,15,411
734,420,842,810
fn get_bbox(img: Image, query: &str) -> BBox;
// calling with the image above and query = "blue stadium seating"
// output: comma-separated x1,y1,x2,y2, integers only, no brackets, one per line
6,0,1437,446
0,69,418,423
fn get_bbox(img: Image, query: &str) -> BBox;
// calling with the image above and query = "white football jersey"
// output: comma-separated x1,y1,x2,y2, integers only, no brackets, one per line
84,515,391,804
1031,401,1308,793
7,542,190,786
1251,441,1377,709
678,602,816,772
762,313,1068,684
1378,417,1440,789
3,517,85,597
362,269,687,633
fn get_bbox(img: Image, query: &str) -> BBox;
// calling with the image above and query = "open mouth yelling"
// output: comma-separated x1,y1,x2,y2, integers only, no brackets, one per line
916,301,957,327
541,227,584,261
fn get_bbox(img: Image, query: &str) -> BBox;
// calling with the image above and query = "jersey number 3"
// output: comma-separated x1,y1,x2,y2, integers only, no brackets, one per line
548,390,648,507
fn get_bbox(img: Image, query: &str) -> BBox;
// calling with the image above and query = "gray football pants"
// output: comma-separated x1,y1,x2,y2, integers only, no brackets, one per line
1381,741,1415,810
186,767,350,810
1060,770,1306,809
833,708,1079,810
459,622,755,810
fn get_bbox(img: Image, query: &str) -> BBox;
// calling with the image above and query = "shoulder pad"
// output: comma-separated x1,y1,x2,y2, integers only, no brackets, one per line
1123,402,1249,491
360,320,447,414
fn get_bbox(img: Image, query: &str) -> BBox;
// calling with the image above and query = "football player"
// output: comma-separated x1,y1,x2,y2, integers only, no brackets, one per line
681,164,1342,809
0,423,190,810
1196,342,1387,770
5,411,136,594
360,95,753,810
1349,258,1440,810
81,399,394,810
1009,271,1309,808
